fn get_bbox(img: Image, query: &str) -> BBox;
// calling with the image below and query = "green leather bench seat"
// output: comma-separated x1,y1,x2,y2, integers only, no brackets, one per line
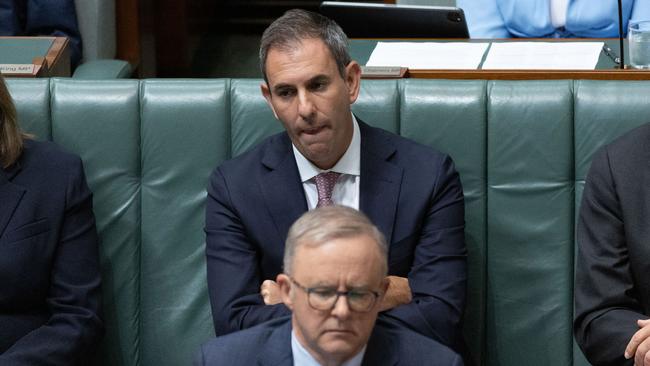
6,78,650,366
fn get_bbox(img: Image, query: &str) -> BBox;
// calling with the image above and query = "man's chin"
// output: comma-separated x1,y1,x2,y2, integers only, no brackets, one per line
318,330,362,351
301,145,336,168
317,339,362,363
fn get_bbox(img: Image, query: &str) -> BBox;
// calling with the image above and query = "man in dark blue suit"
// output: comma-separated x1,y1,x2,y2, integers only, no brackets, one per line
205,9,466,352
197,206,462,366
0,0,83,68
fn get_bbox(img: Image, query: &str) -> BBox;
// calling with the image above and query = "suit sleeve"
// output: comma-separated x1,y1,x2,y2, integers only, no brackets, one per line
574,147,644,366
0,157,103,365
205,168,290,336
383,155,467,350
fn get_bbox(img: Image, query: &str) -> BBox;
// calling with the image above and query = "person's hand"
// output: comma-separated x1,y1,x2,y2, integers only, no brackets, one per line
260,280,282,305
378,276,412,312
625,319,650,365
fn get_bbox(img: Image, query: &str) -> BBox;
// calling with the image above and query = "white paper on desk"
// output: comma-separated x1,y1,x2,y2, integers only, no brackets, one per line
482,42,603,70
366,42,489,69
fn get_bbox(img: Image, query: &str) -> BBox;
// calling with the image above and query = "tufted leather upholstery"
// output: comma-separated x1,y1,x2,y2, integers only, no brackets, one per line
6,78,650,366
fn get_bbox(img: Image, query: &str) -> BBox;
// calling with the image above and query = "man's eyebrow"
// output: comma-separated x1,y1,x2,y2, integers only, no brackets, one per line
272,83,293,93
309,75,330,84
308,281,372,290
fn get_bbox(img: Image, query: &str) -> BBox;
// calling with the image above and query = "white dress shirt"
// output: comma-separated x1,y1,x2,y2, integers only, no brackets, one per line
291,330,366,366
550,0,569,28
293,114,360,210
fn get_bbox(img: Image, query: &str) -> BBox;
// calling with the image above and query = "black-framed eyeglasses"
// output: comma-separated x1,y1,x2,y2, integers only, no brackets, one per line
289,276,381,313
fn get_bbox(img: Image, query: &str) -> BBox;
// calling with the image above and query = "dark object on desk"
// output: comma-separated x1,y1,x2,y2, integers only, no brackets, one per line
602,44,621,65
319,1,469,38
617,0,626,68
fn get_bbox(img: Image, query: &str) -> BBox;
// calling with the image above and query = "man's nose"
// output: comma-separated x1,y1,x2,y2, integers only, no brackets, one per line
297,91,316,120
330,294,351,319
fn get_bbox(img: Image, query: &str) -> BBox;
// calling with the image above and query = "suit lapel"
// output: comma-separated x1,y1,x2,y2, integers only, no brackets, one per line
260,134,309,242
0,165,26,239
257,320,294,366
358,121,403,244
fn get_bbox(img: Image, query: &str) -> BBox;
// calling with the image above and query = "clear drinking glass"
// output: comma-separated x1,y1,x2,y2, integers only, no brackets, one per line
628,20,650,69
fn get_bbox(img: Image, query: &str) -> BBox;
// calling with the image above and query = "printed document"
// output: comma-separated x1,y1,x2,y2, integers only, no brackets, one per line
366,42,489,69
482,42,603,69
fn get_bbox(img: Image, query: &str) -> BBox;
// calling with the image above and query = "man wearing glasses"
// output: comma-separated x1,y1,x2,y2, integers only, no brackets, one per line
196,206,462,366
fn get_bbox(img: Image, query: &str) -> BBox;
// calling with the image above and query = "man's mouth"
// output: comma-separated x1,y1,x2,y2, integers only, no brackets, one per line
302,126,326,135
324,329,354,335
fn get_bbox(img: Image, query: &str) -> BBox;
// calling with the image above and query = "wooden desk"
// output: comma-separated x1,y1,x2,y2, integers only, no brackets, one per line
351,38,650,80
0,37,70,77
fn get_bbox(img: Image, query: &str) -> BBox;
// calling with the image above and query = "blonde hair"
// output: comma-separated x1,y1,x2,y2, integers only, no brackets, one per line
0,75,25,168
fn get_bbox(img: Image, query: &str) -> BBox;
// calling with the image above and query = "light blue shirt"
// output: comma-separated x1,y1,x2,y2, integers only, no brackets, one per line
291,330,366,366
458,0,650,38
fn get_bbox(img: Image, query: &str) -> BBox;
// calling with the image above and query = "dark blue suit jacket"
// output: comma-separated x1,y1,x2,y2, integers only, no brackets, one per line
574,123,650,366
0,0,82,67
205,120,466,350
195,317,464,366
0,140,103,365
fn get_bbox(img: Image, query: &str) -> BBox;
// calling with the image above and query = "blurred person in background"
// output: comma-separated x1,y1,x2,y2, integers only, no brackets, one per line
458,0,650,38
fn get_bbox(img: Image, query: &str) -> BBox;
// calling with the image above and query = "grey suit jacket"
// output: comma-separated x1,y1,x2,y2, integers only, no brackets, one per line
574,122,650,366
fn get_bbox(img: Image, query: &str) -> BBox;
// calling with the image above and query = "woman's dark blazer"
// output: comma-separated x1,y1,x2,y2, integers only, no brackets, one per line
0,139,103,365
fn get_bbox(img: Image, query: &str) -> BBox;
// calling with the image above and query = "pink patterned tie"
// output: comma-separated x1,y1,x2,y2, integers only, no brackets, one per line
314,172,341,207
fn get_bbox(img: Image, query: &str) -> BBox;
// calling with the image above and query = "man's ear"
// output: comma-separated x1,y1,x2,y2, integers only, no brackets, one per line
276,274,294,310
260,82,279,120
344,61,362,104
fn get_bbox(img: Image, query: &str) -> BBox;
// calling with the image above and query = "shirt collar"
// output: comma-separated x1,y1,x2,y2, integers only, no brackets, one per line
293,113,361,183
291,329,366,366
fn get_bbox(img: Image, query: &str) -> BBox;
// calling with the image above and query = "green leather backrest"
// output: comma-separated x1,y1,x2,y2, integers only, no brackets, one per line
7,78,650,366
399,79,487,363
572,80,650,366
486,80,575,365
53,80,142,366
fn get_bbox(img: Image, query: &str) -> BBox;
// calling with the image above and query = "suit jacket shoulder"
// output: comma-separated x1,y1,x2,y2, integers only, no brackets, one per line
195,317,293,366
359,120,450,165
600,122,650,174
215,132,291,175
364,318,463,366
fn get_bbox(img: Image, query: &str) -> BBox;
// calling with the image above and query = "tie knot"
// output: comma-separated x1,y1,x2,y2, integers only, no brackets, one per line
314,172,341,207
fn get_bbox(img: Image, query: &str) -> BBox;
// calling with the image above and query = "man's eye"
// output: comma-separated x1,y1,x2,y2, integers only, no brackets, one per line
276,89,295,98
310,82,327,91
347,291,370,300
311,289,336,299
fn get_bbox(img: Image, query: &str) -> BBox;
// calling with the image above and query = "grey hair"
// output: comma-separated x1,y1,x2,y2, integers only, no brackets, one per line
283,205,388,275
259,9,351,83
